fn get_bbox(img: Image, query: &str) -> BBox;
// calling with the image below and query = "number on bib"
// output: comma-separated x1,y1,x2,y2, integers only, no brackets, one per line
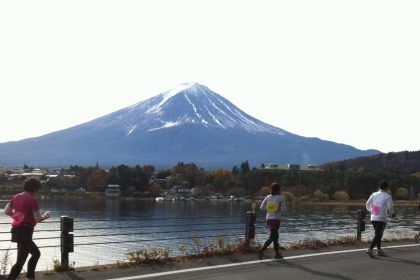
372,205,381,216
267,202,279,213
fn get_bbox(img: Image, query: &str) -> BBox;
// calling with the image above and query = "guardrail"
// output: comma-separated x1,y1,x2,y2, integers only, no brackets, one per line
0,214,252,271
1,209,417,272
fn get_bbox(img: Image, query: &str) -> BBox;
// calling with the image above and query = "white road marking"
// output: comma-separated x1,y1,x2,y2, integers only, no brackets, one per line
105,243,420,280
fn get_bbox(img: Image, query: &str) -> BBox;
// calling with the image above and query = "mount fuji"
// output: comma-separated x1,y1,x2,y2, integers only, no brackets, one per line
0,83,380,168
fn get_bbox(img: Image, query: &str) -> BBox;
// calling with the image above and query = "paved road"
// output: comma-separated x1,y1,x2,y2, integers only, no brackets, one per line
41,244,420,280
106,245,420,280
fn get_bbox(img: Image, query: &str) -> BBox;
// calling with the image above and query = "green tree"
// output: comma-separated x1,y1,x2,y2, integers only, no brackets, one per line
240,161,250,174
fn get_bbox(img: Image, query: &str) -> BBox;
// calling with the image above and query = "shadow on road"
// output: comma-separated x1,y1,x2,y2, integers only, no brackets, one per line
263,260,356,280
380,255,420,267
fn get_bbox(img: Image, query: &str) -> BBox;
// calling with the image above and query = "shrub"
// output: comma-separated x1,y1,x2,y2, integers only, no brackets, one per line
312,190,329,202
282,191,296,202
395,187,409,200
333,191,349,201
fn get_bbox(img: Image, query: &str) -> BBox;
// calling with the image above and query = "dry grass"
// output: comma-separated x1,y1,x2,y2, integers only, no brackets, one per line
0,247,11,280
284,236,358,250
52,259,75,272
121,236,259,267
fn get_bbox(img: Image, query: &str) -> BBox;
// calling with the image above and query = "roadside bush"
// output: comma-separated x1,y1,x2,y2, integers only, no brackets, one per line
395,187,409,200
333,191,349,201
282,191,296,202
312,190,329,202
298,195,311,202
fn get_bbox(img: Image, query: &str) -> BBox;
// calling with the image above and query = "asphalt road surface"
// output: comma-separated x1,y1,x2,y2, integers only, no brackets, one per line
41,243,420,280
107,245,420,280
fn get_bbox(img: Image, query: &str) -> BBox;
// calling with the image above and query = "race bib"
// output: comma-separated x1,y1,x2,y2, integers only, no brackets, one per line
267,202,279,213
372,205,381,216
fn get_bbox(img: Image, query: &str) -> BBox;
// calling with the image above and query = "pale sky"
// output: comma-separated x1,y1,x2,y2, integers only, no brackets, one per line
1,0,419,153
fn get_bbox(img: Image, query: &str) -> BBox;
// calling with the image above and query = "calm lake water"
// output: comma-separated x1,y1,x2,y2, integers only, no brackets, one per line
0,197,419,270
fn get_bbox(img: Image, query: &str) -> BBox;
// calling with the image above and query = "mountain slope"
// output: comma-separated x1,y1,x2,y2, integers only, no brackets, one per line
0,83,380,168
321,150,420,174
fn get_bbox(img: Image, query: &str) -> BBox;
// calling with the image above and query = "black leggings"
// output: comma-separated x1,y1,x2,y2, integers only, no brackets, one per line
7,241,40,280
262,228,280,254
370,221,387,250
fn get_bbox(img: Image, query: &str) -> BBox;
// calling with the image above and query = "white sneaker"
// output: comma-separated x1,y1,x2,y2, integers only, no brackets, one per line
366,248,374,257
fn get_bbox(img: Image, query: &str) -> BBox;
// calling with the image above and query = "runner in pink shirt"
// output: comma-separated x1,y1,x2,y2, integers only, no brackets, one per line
3,178,50,280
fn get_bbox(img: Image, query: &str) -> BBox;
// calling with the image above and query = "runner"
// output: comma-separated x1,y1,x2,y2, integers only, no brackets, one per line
258,182,286,260
3,177,51,280
365,180,394,257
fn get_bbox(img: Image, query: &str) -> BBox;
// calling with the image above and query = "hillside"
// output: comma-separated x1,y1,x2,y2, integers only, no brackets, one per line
322,150,420,174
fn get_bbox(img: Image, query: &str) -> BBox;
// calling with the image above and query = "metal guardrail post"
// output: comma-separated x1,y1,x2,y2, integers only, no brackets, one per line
356,209,367,241
60,216,74,270
245,211,256,242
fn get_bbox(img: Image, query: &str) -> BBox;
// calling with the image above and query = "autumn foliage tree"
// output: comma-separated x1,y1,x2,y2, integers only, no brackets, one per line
87,169,107,191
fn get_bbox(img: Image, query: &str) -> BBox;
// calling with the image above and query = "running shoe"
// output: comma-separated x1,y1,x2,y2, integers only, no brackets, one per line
376,249,386,256
257,250,263,260
366,248,374,257
274,253,283,259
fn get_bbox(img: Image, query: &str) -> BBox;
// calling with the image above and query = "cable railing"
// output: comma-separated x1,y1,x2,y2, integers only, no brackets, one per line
1,209,417,270
0,214,251,270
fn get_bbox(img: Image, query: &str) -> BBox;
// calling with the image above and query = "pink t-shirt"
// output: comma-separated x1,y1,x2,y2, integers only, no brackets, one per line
10,192,40,227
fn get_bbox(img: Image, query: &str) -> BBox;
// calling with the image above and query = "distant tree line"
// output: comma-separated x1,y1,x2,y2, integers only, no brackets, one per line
2,156,420,200
52,159,420,199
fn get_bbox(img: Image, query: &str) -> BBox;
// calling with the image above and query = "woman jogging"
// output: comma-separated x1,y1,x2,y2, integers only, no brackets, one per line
258,182,286,260
3,177,50,280
365,180,394,257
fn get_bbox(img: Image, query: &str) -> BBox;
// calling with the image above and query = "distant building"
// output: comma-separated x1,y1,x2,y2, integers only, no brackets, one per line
105,184,121,197
264,163,320,171
287,164,301,170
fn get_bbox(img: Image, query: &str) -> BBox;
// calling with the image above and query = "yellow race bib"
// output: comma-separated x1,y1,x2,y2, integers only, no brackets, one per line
267,202,279,213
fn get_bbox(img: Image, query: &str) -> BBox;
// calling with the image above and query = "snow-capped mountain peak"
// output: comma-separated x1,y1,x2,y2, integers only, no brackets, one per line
107,83,288,136
0,82,381,167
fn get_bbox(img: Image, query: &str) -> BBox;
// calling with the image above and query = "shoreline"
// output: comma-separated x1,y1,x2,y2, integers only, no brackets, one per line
1,194,419,206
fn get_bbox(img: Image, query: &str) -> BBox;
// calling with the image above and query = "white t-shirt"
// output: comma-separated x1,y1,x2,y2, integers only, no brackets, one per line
366,189,394,222
260,194,286,220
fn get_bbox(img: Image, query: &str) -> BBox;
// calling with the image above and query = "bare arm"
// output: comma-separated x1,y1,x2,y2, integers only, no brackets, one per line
33,210,50,223
4,202,14,216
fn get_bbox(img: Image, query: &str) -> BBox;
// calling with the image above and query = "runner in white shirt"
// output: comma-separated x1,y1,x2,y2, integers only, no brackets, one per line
258,182,286,260
365,180,394,257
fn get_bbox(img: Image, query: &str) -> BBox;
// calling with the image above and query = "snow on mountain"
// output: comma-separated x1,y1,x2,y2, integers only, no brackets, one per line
92,82,287,136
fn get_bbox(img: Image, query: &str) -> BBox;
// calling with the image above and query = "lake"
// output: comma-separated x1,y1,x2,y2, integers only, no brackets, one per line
0,197,419,270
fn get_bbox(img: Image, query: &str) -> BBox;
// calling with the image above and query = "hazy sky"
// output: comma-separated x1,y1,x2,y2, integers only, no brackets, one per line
1,0,419,153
